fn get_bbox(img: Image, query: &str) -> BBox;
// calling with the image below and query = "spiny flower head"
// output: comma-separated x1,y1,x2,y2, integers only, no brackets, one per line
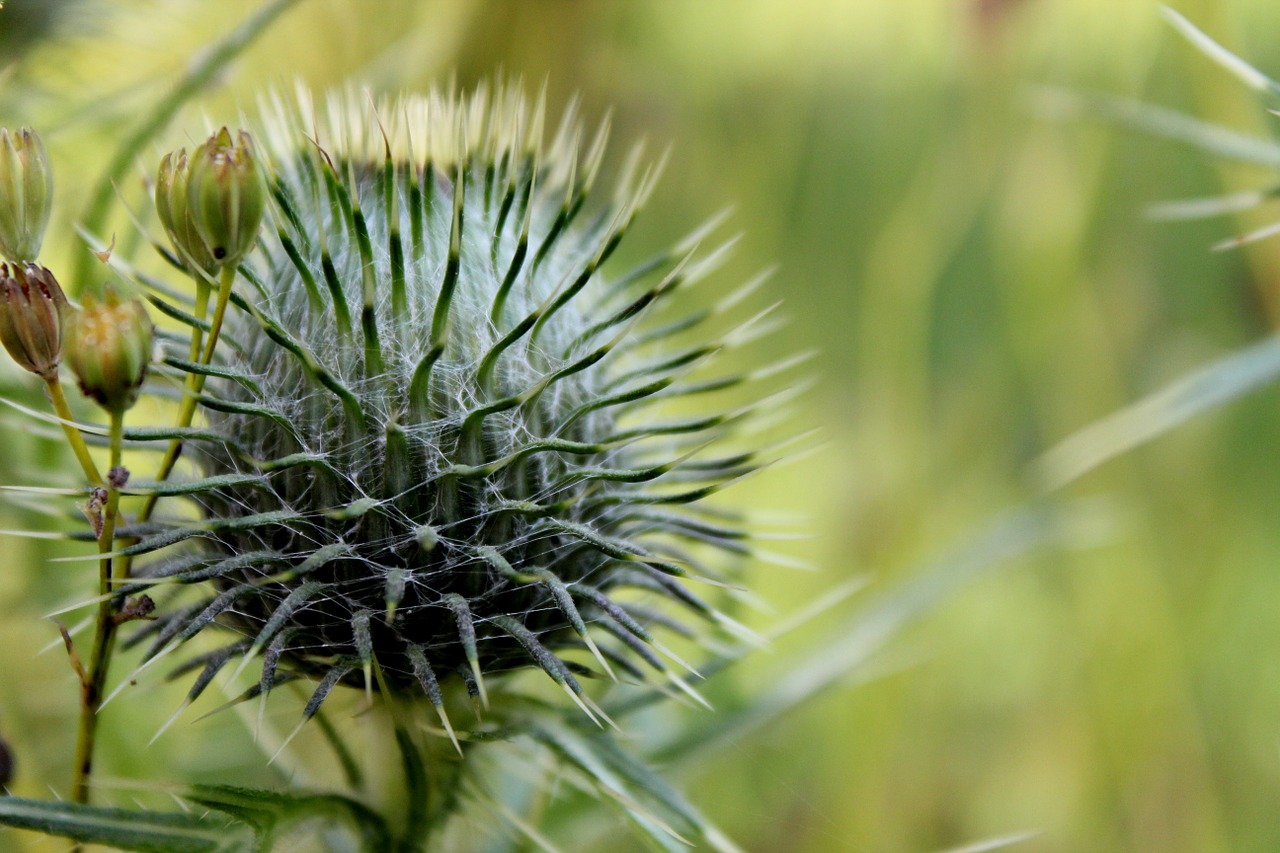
126,83,774,738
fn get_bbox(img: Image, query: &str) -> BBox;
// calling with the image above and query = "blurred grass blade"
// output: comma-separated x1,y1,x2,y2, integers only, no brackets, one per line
0,796,251,852
1029,86,1280,167
658,504,1088,764
934,830,1042,853
1146,185,1280,221
1212,220,1280,252
1161,6,1280,96
1033,335,1280,490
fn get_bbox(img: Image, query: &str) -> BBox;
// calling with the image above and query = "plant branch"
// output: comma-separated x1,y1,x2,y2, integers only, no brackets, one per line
135,264,228,525
45,378,102,485
70,409,124,806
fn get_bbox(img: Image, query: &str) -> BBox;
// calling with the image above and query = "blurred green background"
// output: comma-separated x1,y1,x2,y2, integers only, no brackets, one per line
6,0,1280,850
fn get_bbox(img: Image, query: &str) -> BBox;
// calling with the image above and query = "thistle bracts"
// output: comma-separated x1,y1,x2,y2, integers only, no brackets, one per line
121,84,770,739
155,148,220,277
0,126,52,263
184,128,265,268
64,286,153,414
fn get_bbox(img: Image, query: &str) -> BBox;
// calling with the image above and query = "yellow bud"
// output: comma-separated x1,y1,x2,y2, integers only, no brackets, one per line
65,287,154,413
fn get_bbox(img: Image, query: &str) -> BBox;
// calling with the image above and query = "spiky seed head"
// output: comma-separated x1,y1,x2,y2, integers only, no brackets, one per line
64,286,153,413
0,126,53,263
0,262,67,380
155,148,218,277
134,84,770,729
186,128,265,267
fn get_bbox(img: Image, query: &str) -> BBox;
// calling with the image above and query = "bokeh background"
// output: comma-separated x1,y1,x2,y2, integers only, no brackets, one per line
4,0,1280,850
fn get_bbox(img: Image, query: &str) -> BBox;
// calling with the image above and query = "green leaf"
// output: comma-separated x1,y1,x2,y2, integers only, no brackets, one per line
652,504,1095,764
1033,335,1280,490
1030,86,1280,167
531,722,695,851
0,796,252,853
187,786,393,853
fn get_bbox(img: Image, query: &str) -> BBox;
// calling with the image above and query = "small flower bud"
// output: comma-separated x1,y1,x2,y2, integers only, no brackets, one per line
155,148,218,276
186,128,265,267
65,287,154,413
0,262,67,379
0,126,53,262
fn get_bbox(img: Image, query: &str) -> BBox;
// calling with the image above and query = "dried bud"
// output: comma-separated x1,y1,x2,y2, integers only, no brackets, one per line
155,149,218,276
0,126,53,263
186,128,265,267
0,262,67,379
65,287,153,413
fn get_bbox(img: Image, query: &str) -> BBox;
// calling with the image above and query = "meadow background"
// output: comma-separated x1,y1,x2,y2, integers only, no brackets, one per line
3,0,1280,850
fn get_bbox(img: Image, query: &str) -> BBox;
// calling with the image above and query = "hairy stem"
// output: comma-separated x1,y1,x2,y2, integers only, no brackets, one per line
70,408,124,806
45,378,103,486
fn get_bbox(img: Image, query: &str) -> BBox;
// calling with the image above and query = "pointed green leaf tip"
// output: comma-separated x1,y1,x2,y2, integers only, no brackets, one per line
65,286,154,413
185,128,266,268
0,126,53,263
0,262,67,379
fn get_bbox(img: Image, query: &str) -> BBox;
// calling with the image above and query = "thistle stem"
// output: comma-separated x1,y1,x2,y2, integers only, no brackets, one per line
45,377,103,486
188,278,211,363
70,408,124,806
135,266,227,523
200,265,235,367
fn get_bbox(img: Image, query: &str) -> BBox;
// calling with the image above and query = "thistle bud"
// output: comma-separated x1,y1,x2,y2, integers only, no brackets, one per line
0,262,67,379
65,287,153,413
155,148,218,276
186,128,265,267
0,127,53,263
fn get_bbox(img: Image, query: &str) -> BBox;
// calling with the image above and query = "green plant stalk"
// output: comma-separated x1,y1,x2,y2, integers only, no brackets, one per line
45,378,103,485
135,267,226,525
199,265,235,368
70,408,124,806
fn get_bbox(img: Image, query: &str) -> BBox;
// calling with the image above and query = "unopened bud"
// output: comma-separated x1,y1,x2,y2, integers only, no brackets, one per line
155,149,217,276
65,287,153,413
187,128,265,267
0,262,67,379
0,127,53,263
